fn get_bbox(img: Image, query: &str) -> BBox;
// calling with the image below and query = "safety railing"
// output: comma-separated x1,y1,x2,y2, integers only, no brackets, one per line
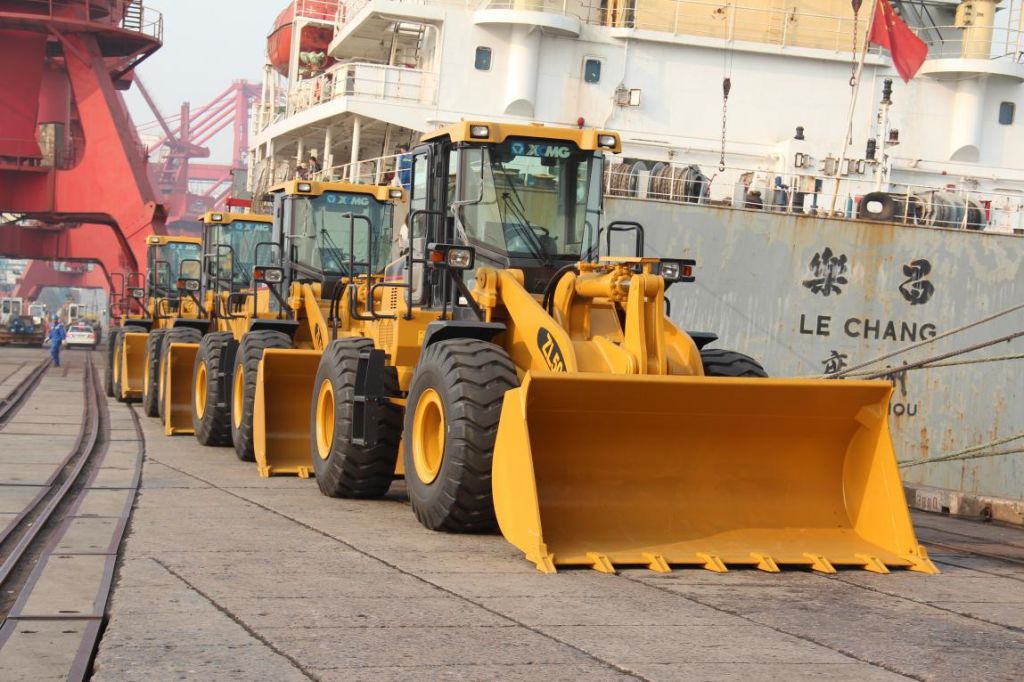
293,0,340,21
917,25,1024,61
604,159,1024,234
311,152,407,184
287,61,436,115
334,0,1024,60
282,148,1024,234
1,0,163,42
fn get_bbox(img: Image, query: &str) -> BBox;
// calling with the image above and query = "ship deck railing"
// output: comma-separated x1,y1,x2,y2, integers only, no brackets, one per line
607,160,1024,234
333,0,1023,61
284,61,436,117
297,151,1023,235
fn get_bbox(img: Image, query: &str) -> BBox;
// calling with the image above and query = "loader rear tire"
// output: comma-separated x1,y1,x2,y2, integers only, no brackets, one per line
403,339,518,533
700,348,768,377
193,332,236,447
157,327,202,423
231,330,292,462
112,325,146,403
142,330,167,417
311,338,401,499
104,329,119,397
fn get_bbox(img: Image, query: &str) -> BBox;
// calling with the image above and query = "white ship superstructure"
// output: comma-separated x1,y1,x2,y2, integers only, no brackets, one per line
250,0,1024,232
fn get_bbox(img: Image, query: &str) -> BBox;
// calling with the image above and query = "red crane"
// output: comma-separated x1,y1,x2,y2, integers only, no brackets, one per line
0,0,164,304
137,79,259,233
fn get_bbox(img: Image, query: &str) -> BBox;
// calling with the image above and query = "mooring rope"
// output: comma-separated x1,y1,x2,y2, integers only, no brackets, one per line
824,301,1024,379
899,433,1024,469
842,330,1024,380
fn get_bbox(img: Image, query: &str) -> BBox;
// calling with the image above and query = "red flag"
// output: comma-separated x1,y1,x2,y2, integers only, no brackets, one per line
869,0,928,82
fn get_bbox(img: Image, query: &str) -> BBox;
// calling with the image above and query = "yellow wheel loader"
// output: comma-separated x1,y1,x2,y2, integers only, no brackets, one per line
158,211,275,443
109,236,203,404
228,180,405,473
295,121,938,575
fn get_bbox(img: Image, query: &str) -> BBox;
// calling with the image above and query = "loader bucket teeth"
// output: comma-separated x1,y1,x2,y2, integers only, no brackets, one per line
120,333,149,400
253,349,322,477
165,343,199,436
492,372,935,574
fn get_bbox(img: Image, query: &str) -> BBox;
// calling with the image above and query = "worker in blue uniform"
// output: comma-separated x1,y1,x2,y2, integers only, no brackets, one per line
47,315,66,367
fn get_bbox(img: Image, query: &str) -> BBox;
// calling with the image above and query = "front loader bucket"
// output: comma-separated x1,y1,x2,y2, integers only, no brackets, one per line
493,373,938,575
165,343,199,436
119,333,149,400
253,349,320,478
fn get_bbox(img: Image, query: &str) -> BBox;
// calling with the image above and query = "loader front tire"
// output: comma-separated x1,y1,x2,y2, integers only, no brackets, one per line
142,330,167,417
311,338,401,499
157,327,202,423
700,348,768,378
193,332,236,447
231,330,292,462
112,325,146,403
403,339,518,533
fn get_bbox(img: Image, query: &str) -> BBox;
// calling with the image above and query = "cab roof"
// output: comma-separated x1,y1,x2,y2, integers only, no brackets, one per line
202,211,273,225
145,235,202,246
421,121,621,153
269,180,406,203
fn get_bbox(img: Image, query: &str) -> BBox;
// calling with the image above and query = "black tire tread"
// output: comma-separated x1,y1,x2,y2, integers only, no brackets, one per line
313,338,401,499
193,332,235,446
142,330,167,417
404,339,519,533
700,348,769,378
231,330,292,462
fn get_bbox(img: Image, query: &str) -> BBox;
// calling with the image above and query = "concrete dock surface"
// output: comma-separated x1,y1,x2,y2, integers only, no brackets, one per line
0,346,1021,681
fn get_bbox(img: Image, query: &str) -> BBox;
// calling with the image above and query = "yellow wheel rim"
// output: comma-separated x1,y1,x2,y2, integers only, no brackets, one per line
113,346,121,384
143,348,151,396
315,379,335,461
195,360,208,419
412,388,445,484
232,365,244,428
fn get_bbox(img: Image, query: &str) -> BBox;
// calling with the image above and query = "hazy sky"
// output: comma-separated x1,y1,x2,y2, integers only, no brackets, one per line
124,0,286,162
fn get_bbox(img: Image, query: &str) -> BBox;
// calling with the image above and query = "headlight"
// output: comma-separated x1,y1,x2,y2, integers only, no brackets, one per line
296,182,313,193
185,280,200,292
427,243,475,270
130,288,146,298
211,213,224,222
597,133,618,148
254,266,284,283
388,188,404,199
659,258,696,283
469,125,490,139
446,248,475,269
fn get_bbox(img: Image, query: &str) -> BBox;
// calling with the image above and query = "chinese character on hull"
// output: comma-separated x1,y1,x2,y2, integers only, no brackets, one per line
803,247,848,296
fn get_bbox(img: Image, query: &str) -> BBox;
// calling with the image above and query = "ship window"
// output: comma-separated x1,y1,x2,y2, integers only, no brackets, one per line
583,58,602,84
474,47,491,71
998,102,1014,125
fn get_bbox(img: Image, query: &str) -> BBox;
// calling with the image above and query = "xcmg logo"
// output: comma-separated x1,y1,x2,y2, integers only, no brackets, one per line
509,141,572,159
325,193,371,206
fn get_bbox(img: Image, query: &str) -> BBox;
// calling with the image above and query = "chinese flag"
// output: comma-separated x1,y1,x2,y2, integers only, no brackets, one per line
869,0,928,82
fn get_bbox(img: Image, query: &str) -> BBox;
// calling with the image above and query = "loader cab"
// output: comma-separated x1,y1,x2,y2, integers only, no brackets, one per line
408,122,618,297
145,236,202,304
270,180,403,289
201,212,274,294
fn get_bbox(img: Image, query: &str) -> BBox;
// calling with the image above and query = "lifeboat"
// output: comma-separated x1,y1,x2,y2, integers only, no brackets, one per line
267,1,339,77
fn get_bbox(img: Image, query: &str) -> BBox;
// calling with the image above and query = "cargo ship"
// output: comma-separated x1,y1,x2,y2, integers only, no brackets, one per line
247,0,1023,521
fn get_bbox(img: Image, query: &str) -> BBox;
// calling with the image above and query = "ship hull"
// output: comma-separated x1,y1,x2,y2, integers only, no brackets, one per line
606,197,1023,513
